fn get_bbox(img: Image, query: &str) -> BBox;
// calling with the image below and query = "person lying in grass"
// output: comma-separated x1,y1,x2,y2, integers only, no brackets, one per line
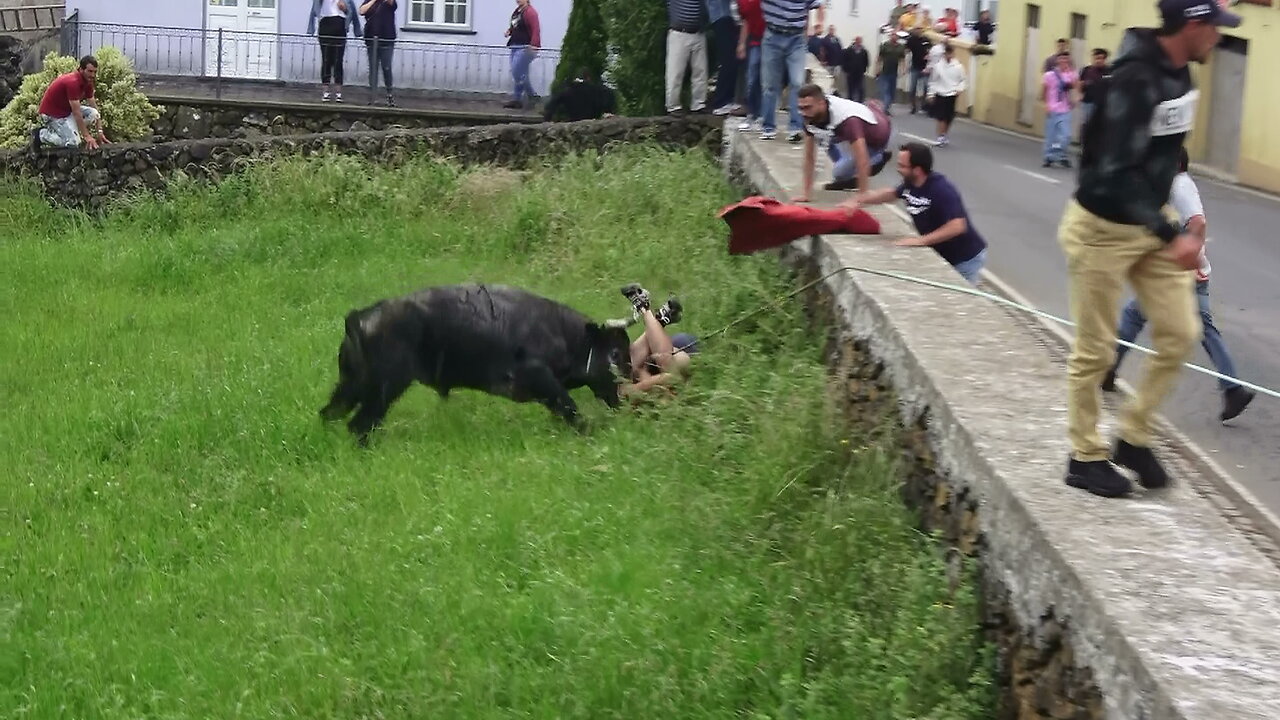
615,283,698,399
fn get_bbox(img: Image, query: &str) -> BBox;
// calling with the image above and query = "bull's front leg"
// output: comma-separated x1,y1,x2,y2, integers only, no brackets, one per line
513,362,584,431
347,373,414,446
590,377,622,409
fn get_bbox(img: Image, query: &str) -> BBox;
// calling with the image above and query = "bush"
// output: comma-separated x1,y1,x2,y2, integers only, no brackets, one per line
551,0,608,97
598,0,667,115
0,46,162,148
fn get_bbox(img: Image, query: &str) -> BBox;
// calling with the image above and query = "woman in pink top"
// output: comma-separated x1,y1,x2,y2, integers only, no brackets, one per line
1041,52,1078,168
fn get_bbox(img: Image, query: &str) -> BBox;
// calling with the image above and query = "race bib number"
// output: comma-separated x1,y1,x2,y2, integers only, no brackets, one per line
1150,89,1199,137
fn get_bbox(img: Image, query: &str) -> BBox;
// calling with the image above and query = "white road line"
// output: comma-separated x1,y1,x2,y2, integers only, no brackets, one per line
899,131,933,144
1002,163,1061,185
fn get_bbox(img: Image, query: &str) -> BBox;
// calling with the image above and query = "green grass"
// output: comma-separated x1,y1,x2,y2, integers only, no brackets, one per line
0,147,994,719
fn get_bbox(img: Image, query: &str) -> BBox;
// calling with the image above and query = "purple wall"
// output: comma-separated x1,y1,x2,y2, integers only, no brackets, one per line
64,0,568,94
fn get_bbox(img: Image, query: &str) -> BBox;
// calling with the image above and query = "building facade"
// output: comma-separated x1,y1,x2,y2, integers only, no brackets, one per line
977,0,1280,192
63,0,567,96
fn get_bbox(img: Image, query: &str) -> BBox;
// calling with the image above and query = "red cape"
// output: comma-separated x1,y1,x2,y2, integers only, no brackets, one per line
718,195,882,255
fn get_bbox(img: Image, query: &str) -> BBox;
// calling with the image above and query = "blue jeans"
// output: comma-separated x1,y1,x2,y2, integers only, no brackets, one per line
952,249,987,286
744,44,763,118
909,67,929,110
1044,110,1072,163
366,38,394,92
877,73,896,109
510,45,536,102
1115,280,1240,392
760,30,805,133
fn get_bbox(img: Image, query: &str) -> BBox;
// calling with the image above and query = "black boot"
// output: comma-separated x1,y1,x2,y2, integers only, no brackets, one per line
1064,458,1133,498
1221,386,1256,423
620,283,650,313
1112,439,1170,489
654,296,682,327
1101,367,1118,393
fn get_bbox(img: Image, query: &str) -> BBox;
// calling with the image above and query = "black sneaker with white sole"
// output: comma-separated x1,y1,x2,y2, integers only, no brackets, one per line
1065,458,1133,498
620,283,651,313
1101,368,1118,393
654,296,682,327
1111,439,1169,489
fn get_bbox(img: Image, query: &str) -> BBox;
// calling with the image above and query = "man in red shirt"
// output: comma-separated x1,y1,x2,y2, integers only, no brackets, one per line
34,55,108,150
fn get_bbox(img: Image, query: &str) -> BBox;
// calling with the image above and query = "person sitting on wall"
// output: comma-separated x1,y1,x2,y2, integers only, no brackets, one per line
542,67,618,122
31,55,109,151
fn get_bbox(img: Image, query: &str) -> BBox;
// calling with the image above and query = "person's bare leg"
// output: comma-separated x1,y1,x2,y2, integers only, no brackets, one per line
639,308,675,372
629,333,651,374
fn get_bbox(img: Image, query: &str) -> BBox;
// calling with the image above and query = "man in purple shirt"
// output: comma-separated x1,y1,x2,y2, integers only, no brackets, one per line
841,141,989,285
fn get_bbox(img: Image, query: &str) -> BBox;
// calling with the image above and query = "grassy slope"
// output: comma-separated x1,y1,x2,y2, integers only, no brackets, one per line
0,148,993,719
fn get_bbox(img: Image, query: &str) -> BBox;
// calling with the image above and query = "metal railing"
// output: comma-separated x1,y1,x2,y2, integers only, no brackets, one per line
0,2,63,34
66,19,561,98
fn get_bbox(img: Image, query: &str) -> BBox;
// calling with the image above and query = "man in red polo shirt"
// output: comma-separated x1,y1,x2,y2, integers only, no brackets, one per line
33,55,108,150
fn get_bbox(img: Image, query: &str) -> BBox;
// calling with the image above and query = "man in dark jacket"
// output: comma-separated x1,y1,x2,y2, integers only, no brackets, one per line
1056,0,1241,499
842,36,870,101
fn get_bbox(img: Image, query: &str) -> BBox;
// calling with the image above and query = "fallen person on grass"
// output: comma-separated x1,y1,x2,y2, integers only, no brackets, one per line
614,283,698,399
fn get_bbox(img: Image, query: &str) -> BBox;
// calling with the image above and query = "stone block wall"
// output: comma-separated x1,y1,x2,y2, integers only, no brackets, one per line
150,101,538,142
0,115,721,210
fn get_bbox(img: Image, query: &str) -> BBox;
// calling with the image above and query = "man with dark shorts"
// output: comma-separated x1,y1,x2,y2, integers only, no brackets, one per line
794,83,893,198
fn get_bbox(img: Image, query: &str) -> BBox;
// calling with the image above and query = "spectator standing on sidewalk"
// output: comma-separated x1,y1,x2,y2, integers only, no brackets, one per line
1056,0,1242,498
308,0,362,103
503,0,542,109
758,0,825,142
735,0,766,130
360,0,397,107
927,42,965,146
875,31,906,113
841,36,870,102
1044,37,1070,71
1103,147,1256,423
1041,52,1078,168
664,0,708,114
708,0,742,115
1079,48,1109,128
905,28,932,114
841,142,989,285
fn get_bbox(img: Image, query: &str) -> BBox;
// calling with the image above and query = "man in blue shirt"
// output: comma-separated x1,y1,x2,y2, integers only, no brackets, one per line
841,141,989,285
758,0,824,141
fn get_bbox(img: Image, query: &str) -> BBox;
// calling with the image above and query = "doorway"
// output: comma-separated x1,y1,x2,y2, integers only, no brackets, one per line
205,0,280,80
1205,35,1247,176
1017,4,1040,126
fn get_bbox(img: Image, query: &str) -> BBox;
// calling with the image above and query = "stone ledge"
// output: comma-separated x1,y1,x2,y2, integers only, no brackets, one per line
0,116,722,210
722,123,1280,719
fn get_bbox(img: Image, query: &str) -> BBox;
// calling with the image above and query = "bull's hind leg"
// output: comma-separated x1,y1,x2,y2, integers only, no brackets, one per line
514,362,583,431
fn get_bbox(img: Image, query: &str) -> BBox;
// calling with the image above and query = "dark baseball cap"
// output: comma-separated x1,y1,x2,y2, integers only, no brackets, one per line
1159,0,1242,28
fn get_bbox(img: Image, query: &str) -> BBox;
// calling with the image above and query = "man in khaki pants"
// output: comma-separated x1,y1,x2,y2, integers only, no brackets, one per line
1058,0,1240,498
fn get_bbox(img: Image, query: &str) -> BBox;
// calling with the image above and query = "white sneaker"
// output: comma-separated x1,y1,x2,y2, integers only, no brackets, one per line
760,129,777,140
335,93,343,103
737,116,758,132
322,91,331,102
712,105,733,116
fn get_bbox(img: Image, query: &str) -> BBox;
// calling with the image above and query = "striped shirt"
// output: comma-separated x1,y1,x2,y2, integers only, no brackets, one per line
668,0,706,30
761,0,821,30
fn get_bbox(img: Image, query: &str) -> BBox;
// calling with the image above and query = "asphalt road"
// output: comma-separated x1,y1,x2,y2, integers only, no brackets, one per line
874,111,1280,512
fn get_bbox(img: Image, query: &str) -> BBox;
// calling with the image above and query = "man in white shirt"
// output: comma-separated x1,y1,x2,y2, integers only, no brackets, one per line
793,84,893,198
1103,147,1255,423
926,42,965,146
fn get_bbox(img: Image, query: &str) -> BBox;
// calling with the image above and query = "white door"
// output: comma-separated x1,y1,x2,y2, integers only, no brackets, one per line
205,0,279,80
1017,4,1040,126
1206,37,1247,176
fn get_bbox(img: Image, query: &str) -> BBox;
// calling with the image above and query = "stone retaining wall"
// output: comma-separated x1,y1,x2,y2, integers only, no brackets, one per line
150,99,536,142
0,115,720,211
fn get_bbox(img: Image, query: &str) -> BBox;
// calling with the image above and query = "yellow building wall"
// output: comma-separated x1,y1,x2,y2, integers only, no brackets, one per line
975,0,1280,193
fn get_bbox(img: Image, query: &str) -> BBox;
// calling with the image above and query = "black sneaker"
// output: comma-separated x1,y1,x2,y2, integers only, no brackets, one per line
1042,159,1053,168
1112,439,1169,489
1059,159,1073,169
1065,458,1133,498
1101,368,1118,393
620,283,650,313
823,177,859,191
1221,386,1256,423
655,296,682,327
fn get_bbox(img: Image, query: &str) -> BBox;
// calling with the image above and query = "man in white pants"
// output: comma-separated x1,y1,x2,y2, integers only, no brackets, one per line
32,55,108,150
665,0,709,114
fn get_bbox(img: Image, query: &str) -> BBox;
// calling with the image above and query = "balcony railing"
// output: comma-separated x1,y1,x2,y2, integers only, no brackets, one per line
61,17,561,98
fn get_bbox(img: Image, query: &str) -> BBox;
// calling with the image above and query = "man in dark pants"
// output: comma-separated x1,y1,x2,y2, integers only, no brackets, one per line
708,0,742,114
1056,0,1242,499
842,35,870,102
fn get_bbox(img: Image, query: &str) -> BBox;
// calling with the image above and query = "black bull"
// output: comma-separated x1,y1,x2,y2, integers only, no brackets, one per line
320,284,634,444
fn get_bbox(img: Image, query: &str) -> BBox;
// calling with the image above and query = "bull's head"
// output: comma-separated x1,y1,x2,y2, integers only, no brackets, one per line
587,322,633,382
319,304,384,423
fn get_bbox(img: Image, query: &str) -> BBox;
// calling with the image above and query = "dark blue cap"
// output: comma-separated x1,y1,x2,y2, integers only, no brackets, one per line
670,333,700,355
1159,0,1242,28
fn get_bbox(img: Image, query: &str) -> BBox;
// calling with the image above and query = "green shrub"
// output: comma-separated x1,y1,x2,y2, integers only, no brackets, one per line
0,46,162,148
551,0,608,96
